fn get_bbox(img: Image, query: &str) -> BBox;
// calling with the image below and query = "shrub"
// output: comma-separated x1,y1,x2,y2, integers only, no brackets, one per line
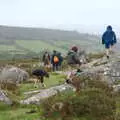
41,88,115,120
0,81,19,94
41,75,116,120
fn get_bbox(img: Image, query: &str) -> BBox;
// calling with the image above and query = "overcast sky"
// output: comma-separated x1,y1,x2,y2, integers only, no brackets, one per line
0,0,120,34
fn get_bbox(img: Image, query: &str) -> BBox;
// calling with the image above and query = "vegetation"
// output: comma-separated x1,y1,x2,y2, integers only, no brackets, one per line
0,103,40,120
41,75,116,120
0,71,66,120
0,25,105,60
0,25,118,120
0,58,120,120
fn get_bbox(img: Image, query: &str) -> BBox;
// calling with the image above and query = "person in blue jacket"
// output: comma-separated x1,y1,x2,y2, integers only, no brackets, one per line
102,25,117,59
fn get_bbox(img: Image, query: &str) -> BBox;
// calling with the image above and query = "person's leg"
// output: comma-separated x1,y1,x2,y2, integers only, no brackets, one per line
110,42,115,54
56,63,59,71
105,43,110,59
52,64,55,71
106,49,109,55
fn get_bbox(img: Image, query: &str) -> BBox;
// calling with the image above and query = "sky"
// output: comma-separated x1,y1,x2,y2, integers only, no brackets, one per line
0,0,120,35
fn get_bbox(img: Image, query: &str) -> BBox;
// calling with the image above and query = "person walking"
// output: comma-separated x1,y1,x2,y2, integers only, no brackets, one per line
51,50,59,71
42,51,51,68
57,52,63,70
67,46,81,67
102,25,117,59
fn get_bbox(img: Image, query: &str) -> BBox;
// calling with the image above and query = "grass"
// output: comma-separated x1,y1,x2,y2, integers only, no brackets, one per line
16,40,67,53
16,40,104,53
0,63,119,120
0,45,16,51
19,73,65,99
0,72,66,120
0,39,104,54
0,103,40,120
0,39,104,60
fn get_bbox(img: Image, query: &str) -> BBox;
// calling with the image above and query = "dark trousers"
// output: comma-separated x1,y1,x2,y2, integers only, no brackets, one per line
53,63,59,71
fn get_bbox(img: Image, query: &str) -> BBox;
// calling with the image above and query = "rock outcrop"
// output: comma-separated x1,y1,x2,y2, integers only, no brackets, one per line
0,66,29,84
21,84,74,105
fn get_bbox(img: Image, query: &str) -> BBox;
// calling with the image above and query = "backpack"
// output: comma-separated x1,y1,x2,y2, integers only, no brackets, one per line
53,56,59,63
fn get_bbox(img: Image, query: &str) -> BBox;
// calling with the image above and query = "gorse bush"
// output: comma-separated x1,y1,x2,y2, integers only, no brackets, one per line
67,72,113,94
41,74,116,120
41,89,115,120
0,81,19,94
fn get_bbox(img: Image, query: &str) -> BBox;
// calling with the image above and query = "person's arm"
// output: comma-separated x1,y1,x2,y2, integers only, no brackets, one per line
60,56,63,62
113,32,117,44
102,32,105,44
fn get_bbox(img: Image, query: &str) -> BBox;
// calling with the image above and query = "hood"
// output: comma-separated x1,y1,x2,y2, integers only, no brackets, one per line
107,25,112,32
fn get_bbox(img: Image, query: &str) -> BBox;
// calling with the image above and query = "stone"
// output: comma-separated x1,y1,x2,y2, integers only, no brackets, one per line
113,84,120,92
0,90,12,105
0,66,29,84
21,84,74,105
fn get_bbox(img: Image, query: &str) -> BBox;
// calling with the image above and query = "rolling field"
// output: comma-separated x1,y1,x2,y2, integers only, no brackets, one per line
16,39,104,53
16,40,67,53
0,39,104,60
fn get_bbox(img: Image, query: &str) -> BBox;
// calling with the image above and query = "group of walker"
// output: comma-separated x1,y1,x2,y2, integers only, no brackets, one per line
42,50,63,71
33,25,117,88
42,25,117,71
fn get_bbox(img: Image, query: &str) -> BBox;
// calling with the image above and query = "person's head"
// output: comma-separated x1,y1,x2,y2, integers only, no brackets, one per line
45,51,48,54
53,50,57,54
107,25,112,31
71,46,78,53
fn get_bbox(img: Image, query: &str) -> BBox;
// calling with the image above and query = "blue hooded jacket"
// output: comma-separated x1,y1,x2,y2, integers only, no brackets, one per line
102,26,117,45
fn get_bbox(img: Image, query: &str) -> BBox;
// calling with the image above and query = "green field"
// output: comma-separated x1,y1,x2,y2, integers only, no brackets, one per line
16,40,67,53
16,39,104,53
0,39,104,60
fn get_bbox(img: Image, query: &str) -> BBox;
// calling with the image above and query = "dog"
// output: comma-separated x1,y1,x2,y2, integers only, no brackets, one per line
32,69,49,88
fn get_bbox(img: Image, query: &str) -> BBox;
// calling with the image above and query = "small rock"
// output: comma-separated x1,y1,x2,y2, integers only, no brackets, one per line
0,90,12,105
113,84,120,92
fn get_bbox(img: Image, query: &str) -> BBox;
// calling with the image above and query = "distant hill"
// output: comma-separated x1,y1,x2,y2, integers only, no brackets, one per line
0,25,106,60
0,25,91,41
0,25,101,42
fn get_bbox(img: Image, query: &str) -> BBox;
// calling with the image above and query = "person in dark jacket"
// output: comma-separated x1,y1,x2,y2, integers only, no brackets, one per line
51,50,59,71
102,25,117,59
67,46,81,66
57,52,63,70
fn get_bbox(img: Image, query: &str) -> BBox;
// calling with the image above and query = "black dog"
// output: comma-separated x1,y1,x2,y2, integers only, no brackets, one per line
32,69,49,87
